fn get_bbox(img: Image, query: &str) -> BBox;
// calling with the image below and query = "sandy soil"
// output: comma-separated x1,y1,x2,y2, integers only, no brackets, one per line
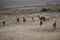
0,13,60,40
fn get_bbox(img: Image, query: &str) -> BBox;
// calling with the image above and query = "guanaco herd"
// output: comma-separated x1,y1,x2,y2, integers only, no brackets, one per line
2,15,56,31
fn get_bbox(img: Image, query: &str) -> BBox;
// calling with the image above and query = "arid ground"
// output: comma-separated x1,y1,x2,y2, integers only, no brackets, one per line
0,4,60,40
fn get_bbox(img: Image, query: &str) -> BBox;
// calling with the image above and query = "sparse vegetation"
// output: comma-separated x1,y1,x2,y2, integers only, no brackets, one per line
0,4,60,15
0,4,60,40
